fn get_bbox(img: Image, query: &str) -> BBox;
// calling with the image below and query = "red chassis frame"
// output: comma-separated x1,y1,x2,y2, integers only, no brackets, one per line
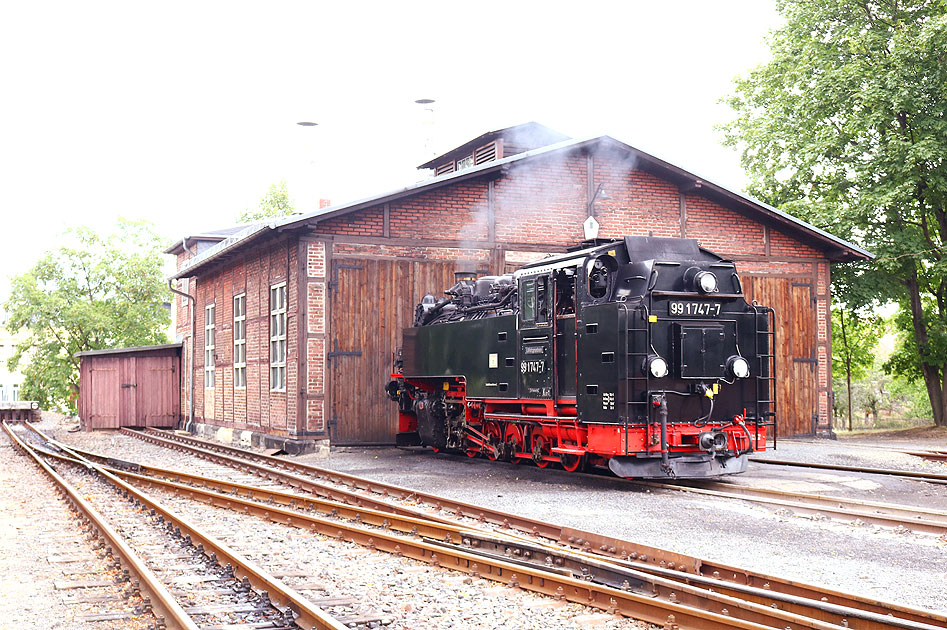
393,375,765,473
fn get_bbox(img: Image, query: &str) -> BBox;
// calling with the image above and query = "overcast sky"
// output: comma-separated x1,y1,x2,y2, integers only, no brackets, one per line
0,1,781,298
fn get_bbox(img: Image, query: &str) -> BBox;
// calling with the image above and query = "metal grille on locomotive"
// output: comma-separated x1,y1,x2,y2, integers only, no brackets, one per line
387,236,775,478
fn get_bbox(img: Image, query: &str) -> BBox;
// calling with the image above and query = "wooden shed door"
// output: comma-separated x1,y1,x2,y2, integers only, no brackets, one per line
90,358,120,429
135,355,178,427
742,276,817,437
120,356,138,425
329,258,458,444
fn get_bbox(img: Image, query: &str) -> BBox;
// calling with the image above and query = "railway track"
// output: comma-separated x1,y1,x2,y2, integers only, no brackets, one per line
783,440,947,464
624,478,947,536
31,423,946,630
4,422,359,630
748,457,947,484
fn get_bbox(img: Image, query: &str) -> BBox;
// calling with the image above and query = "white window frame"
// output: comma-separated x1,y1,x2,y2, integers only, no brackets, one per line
233,293,247,389
180,277,189,306
204,303,215,388
12,384,19,401
269,283,287,392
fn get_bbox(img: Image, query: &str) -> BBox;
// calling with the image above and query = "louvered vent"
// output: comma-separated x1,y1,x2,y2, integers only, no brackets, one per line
474,141,498,165
435,162,456,176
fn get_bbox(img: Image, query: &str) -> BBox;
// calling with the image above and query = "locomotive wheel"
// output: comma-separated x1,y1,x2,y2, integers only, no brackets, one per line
484,421,503,461
504,424,526,464
531,432,551,468
560,452,585,472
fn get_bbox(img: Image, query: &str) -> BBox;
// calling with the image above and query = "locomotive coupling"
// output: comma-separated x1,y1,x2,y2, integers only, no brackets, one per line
698,431,728,452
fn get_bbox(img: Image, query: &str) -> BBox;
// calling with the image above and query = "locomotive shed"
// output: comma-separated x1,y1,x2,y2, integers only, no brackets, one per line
162,122,870,455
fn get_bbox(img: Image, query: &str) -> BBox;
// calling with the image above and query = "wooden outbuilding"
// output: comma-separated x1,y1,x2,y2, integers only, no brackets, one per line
77,344,181,429
166,123,871,452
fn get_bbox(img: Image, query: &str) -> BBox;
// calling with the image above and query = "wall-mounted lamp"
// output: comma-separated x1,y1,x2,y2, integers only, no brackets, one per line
587,182,610,217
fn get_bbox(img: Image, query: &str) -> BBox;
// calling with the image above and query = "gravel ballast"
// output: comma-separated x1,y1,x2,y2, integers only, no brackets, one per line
34,417,947,616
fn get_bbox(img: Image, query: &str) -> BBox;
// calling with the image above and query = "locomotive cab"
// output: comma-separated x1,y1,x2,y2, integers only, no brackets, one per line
390,236,774,479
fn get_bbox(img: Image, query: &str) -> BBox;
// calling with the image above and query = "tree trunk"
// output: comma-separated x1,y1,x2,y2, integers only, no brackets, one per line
840,311,854,432
905,270,946,426
846,366,853,431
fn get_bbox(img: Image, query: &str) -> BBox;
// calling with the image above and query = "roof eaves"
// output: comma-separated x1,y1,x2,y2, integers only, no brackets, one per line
75,343,183,358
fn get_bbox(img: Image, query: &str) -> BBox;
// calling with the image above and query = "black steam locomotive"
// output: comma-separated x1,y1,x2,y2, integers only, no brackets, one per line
388,236,775,478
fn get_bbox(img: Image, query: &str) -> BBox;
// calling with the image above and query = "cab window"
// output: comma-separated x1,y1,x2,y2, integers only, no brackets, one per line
520,278,535,322
536,276,549,324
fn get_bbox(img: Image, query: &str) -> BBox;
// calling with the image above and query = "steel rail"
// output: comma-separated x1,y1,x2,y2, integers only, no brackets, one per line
748,458,947,484
113,427,947,629
784,440,947,462
19,425,349,630
628,479,947,535
1,422,200,630
63,455,941,630
31,443,890,630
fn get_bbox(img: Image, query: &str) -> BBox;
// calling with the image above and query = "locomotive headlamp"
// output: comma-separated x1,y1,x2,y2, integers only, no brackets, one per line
728,355,751,379
695,270,718,294
645,355,669,379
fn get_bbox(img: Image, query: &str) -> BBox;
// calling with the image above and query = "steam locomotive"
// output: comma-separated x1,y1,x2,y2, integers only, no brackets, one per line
387,236,775,478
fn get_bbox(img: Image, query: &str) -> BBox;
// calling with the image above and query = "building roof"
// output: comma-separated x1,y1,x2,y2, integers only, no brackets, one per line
171,134,872,279
75,343,183,358
164,223,267,255
417,122,571,170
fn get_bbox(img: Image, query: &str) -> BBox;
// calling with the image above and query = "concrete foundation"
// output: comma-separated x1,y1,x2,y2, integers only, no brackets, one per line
190,422,330,457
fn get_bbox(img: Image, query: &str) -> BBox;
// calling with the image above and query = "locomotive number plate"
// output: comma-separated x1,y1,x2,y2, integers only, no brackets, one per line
669,301,721,317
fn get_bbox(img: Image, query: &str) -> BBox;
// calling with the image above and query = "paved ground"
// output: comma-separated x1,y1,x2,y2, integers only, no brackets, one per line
296,431,947,613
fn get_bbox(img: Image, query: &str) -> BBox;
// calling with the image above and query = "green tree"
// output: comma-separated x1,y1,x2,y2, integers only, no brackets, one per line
832,308,883,430
4,220,171,410
722,0,947,425
238,179,296,223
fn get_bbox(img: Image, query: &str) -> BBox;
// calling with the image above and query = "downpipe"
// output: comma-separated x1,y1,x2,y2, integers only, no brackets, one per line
167,278,195,432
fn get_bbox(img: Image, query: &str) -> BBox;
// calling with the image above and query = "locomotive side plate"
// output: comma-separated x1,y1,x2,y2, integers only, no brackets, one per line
669,300,721,317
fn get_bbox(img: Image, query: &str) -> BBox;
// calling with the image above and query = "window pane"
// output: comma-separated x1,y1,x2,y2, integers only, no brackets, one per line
522,279,535,321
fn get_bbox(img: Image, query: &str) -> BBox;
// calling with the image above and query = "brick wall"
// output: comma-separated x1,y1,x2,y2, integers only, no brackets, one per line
304,239,327,433
182,234,299,437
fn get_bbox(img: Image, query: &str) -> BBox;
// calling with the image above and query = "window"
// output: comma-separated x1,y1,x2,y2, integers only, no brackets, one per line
520,278,535,323
12,384,19,401
180,277,189,306
204,303,215,387
536,276,549,324
270,283,287,391
233,294,246,389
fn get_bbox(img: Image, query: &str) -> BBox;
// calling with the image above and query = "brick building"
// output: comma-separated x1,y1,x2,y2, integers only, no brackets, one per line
167,123,870,453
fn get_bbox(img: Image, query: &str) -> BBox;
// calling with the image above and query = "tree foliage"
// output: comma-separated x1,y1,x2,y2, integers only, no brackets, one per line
722,0,947,425
238,180,296,223
831,307,884,429
4,220,171,410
